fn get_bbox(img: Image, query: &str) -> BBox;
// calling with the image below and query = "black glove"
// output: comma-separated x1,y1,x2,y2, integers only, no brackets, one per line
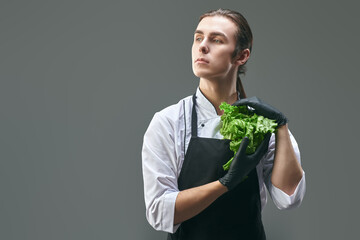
233,96,288,126
219,133,271,190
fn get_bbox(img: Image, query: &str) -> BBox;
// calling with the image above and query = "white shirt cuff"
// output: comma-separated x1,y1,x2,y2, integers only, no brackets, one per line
269,171,306,210
161,191,180,233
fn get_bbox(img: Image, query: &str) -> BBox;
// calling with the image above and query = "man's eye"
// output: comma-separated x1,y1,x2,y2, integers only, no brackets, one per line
195,37,202,41
213,39,222,43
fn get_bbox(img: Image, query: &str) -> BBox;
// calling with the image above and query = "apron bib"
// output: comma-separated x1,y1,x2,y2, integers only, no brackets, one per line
168,94,266,240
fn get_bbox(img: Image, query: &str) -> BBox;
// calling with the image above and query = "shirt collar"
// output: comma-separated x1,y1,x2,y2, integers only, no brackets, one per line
195,87,241,116
195,87,217,115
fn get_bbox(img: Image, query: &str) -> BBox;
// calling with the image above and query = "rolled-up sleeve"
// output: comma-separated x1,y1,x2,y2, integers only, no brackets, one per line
263,130,306,210
142,112,181,233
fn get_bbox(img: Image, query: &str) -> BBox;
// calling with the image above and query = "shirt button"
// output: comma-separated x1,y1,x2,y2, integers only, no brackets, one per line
201,123,205,127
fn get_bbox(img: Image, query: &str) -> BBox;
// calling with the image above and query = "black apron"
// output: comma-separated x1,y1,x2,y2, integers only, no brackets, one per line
168,94,266,240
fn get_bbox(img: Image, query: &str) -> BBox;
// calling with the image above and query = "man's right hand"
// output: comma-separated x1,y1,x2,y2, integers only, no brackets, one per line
219,133,271,190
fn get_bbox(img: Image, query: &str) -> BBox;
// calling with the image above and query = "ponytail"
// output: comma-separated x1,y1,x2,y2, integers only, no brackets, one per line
236,75,247,99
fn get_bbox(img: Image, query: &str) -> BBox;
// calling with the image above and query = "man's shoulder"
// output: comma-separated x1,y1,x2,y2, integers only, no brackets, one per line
156,95,192,119
153,94,192,125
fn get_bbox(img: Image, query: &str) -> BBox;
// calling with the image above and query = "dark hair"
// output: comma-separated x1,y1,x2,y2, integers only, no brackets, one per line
199,9,253,98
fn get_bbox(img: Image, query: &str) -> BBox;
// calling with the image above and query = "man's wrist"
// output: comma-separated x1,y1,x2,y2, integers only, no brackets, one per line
217,180,229,193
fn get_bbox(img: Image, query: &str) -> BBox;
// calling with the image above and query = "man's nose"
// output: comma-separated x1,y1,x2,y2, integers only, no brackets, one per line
199,40,209,53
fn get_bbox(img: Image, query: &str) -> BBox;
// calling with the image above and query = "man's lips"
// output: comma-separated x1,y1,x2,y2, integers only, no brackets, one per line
195,58,209,63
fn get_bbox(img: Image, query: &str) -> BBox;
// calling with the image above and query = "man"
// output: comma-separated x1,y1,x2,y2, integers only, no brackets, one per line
142,9,305,240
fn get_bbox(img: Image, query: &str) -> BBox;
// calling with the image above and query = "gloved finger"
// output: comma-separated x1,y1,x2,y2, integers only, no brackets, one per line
232,97,263,113
232,98,250,107
232,100,256,116
252,132,271,159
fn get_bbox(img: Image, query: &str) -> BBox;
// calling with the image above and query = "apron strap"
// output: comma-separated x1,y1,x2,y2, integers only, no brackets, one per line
191,94,198,137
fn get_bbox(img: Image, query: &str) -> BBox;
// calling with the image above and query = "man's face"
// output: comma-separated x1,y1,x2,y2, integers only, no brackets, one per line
191,16,239,80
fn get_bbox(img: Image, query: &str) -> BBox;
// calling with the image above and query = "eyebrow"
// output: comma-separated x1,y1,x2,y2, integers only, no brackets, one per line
194,30,227,39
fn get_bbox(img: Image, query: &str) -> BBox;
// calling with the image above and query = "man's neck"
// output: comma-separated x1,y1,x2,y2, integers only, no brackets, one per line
199,78,238,115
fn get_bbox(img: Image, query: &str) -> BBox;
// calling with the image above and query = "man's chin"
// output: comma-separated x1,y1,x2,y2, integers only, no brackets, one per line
192,70,213,79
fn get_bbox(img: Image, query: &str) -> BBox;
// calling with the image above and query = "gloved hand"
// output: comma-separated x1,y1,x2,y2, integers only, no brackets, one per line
219,133,271,191
233,96,288,126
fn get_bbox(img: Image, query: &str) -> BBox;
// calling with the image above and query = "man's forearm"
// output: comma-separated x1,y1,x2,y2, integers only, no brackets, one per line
271,124,303,195
174,180,228,225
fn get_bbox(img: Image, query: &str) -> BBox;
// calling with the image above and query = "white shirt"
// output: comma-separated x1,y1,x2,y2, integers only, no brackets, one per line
142,87,306,233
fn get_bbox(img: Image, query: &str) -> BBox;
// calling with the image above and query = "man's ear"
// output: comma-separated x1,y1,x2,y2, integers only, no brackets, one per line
234,48,250,66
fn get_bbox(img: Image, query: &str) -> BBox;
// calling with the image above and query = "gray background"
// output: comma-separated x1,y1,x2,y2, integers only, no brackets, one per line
1,0,359,239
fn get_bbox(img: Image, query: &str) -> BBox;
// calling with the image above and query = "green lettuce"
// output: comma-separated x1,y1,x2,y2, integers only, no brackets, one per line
219,102,278,171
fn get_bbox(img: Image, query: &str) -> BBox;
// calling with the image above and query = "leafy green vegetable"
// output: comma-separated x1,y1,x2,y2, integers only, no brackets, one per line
220,102,278,171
